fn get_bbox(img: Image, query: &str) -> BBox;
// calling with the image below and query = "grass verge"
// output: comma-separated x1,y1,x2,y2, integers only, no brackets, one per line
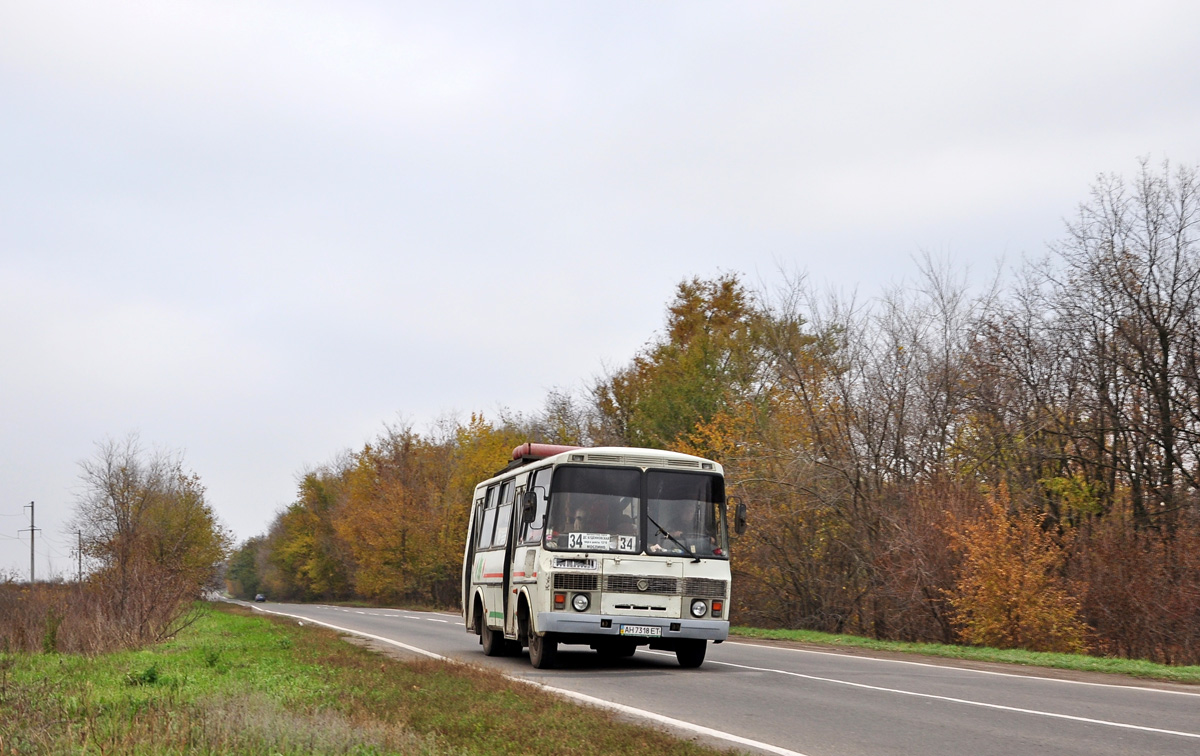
0,603,737,755
729,626,1200,684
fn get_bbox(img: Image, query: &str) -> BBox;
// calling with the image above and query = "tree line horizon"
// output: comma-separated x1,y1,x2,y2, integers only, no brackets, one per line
227,159,1200,665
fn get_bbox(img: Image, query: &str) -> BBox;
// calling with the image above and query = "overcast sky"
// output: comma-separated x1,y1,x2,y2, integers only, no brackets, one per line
2,1,1198,578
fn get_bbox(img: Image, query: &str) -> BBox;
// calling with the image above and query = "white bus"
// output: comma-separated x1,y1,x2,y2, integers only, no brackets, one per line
462,443,745,669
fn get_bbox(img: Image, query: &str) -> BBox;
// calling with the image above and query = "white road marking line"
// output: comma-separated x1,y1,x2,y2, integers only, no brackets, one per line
425,618,449,623
514,679,810,756
710,657,1200,741
723,640,1200,696
248,606,807,756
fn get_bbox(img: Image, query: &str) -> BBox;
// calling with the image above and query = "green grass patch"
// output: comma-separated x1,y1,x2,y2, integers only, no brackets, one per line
730,626,1200,684
0,603,737,755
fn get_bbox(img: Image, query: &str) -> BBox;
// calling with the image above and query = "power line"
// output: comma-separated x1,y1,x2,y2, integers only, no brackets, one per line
39,542,71,559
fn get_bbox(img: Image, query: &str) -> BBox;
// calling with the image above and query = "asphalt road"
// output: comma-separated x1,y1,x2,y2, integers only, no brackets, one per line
240,601,1200,756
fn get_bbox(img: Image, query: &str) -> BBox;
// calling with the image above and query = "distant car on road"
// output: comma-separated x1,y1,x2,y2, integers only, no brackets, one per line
254,594,266,602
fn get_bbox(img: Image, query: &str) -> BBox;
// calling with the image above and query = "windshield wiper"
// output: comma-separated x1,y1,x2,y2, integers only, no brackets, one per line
646,513,701,563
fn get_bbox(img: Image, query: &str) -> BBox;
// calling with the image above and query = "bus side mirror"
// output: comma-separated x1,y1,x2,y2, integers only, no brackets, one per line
734,501,747,536
521,490,538,524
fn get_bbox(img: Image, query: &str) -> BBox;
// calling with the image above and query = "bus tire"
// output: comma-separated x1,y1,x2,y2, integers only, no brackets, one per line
675,639,706,668
481,624,507,656
517,602,531,646
472,598,482,639
529,632,557,669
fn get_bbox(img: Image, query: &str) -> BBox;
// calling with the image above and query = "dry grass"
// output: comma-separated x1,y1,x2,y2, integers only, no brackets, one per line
0,602,740,755
0,580,205,655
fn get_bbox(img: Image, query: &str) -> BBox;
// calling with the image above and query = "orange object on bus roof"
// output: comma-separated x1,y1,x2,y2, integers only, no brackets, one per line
511,442,582,461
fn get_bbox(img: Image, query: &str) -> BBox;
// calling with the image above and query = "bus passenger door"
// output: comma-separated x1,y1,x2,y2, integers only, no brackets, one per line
506,477,534,638
462,494,483,624
497,474,525,636
473,485,500,630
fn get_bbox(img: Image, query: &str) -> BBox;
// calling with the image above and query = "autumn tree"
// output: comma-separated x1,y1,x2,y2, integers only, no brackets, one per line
1048,159,1200,526
252,414,523,609
225,536,264,599
593,274,761,452
334,425,460,605
719,260,990,637
529,388,594,446
946,488,1088,653
959,160,1200,661
71,434,231,645
966,266,1087,522
260,467,353,601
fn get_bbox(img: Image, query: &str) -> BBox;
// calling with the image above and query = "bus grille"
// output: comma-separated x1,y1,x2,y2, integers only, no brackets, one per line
553,573,599,591
683,577,728,598
605,575,728,597
605,575,680,594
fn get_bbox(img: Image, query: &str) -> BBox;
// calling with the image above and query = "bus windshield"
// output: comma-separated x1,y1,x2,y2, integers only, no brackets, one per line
645,470,725,558
545,466,641,553
543,466,727,557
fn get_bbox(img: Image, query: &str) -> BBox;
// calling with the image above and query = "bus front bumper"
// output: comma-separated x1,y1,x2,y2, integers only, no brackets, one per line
535,612,728,642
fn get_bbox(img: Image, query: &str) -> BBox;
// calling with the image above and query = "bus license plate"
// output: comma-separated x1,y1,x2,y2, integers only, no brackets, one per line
619,624,661,637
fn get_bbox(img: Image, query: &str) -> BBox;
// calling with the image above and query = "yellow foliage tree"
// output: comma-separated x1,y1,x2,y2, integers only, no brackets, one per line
334,421,482,606
593,274,760,449
946,488,1089,653
448,414,525,510
335,446,417,601
265,473,351,601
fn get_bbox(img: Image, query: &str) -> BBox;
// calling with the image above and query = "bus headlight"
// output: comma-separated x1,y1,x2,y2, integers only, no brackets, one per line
690,599,708,618
572,593,590,612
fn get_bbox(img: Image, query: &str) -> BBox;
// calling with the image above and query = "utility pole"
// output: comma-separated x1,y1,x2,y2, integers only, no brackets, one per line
77,530,83,583
18,501,39,585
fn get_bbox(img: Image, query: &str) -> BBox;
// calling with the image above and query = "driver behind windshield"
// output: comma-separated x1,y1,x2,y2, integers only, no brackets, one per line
571,498,609,533
649,508,687,553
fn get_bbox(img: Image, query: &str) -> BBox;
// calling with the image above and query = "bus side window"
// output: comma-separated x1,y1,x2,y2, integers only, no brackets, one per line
477,485,498,550
520,467,552,544
470,496,484,546
492,480,514,548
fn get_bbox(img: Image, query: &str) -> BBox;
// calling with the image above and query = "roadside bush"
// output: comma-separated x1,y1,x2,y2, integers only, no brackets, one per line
0,580,207,655
1071,519,1200,665
946,489,1089,653
872,478,974,643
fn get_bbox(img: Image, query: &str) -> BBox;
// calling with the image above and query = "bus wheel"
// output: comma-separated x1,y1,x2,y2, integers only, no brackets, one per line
529,632,557,669
517,605,530,647
675,639,706,668
481,624,507,657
